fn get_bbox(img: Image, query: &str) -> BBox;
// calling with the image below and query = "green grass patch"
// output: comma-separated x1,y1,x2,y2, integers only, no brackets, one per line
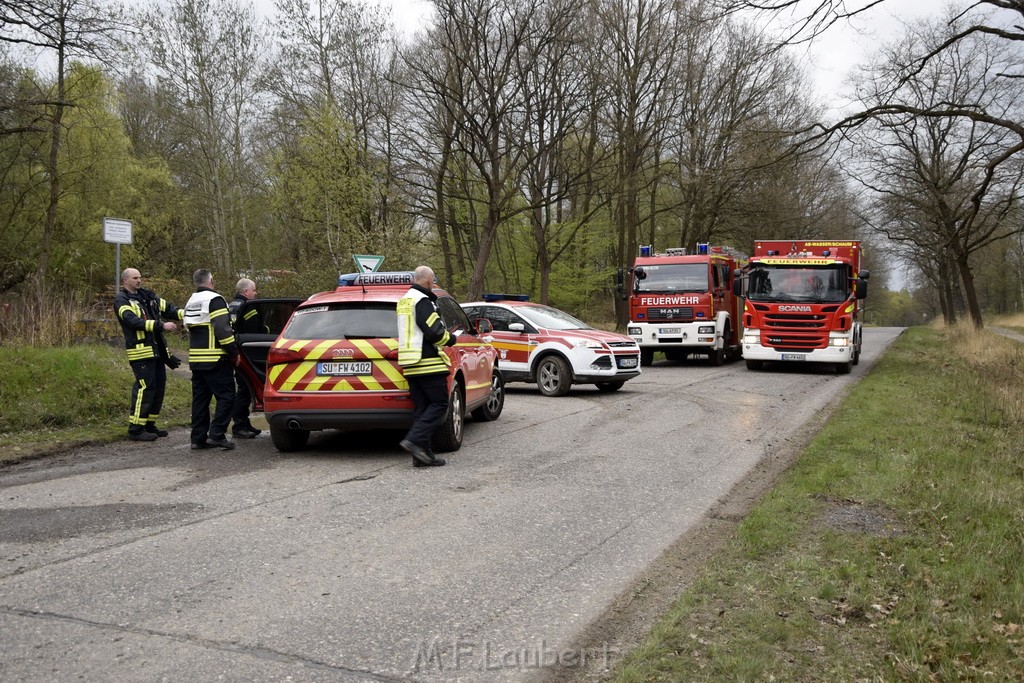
613,326,1024,681
0,344,192,461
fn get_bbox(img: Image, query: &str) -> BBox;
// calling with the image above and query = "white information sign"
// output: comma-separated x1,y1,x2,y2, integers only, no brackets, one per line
103,217,133,245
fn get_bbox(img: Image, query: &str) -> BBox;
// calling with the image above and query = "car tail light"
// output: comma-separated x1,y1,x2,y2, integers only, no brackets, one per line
267,346,306,365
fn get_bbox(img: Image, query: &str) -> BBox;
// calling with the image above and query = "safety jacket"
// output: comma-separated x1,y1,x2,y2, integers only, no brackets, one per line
115,288,183,362
396,284,454,377
184,288,237,366
228,294,267,334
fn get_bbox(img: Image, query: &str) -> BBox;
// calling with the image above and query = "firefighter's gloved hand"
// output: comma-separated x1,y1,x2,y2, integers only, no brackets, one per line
165,354,182,370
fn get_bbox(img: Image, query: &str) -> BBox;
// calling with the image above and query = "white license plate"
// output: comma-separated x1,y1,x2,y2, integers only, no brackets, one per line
780,354,806,361
618,357,639,368
317,361,372,376
658,328,680,334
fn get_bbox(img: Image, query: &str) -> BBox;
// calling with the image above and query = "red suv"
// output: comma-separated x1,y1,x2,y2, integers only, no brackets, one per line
234,272,504,453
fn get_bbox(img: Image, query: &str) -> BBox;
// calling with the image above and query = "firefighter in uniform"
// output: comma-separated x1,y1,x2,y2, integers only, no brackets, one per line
227,277,264,439
396,265,458,467
115,268,184,442
183,269,238,450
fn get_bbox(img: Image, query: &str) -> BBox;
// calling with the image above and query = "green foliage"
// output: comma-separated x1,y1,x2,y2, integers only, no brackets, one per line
268,104,375,283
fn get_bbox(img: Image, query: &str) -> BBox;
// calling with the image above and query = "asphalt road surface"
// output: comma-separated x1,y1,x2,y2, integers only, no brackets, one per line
0,328,904,682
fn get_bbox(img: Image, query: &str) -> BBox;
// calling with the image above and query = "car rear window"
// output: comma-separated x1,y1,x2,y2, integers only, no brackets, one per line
283,303,397,340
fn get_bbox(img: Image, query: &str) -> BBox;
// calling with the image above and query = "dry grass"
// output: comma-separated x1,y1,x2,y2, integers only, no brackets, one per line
0,293,117,348
949,322,1024,426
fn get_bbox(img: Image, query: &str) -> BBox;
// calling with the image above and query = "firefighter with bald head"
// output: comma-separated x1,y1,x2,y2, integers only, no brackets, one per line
115,268,184,442
396,265,458,468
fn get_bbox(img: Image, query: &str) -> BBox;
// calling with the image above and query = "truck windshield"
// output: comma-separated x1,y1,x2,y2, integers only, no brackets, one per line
633,263,708,293
747,265,850,303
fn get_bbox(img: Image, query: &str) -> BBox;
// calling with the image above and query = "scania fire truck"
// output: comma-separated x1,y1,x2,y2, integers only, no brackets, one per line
618,244,747,367
735,240,869,374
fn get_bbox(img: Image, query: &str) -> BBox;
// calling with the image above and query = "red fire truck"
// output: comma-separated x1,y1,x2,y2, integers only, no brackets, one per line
619,243,748,367
735,240,869,374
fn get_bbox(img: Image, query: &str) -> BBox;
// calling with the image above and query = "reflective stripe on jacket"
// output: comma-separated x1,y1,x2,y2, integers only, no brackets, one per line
184,288,236,366
115,288,182,362
396,285,452,377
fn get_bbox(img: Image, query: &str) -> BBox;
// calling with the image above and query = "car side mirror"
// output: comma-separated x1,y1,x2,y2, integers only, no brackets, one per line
509,322,526,333
475,318,493,334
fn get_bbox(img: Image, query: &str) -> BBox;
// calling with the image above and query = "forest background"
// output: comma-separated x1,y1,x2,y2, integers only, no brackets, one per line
2,0,1024,344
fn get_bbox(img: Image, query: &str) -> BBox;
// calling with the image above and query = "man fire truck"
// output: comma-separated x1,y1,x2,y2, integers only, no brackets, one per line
618,243,747,367
734,240,869,374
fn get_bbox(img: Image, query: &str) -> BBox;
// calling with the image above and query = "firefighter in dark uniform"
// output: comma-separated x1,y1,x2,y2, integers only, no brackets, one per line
183,269,238,450
227,277,263,439
396,265,458,467
115,268,184,442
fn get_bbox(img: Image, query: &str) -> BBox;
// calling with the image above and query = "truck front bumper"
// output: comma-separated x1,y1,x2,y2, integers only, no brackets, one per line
741,329,853,363
628,321,718,349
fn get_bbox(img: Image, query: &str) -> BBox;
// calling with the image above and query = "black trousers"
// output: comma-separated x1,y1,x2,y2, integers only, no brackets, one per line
191,359,236,444
129,359,167,432
403,373,449,450
231,369,254,430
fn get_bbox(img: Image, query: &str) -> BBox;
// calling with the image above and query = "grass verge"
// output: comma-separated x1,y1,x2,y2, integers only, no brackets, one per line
611,325,1024,681
0,344,192,462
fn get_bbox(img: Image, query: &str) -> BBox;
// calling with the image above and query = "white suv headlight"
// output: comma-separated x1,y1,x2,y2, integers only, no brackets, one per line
574,340,604,349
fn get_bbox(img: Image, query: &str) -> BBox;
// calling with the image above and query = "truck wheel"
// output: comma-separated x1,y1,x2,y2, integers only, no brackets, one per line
596,381,625,392
836,361,853,374
745,359,764,371
852,342,861,365
710,324,730,366
270,425,310,452
640,348,654,367
432,380,465,452
471,369,504,421
537,355,572,396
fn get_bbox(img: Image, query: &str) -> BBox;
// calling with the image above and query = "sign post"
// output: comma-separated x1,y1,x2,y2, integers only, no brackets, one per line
352,254,384,273
103,218,133,294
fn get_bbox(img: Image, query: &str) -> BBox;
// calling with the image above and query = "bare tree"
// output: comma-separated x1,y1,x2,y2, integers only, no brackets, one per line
401,0,555,300
515,0,607,303
594,0,685,327
140,0,266,276
846,11,1024,328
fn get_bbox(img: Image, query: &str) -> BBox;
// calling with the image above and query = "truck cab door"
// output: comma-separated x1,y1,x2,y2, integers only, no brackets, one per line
234,298,302,410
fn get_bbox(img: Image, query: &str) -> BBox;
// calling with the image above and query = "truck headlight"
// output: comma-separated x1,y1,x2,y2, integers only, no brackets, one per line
830,337,850,347
698,325,715,334
743,333,759,344
627,326,641,336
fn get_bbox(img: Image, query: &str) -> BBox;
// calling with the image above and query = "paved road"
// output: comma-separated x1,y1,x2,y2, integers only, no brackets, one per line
0,328,904,682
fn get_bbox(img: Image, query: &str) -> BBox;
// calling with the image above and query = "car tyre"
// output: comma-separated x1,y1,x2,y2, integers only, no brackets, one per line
270,425,310,452
432,380,465,452
536,355,572,397
596,381,625,392
471,369,505,421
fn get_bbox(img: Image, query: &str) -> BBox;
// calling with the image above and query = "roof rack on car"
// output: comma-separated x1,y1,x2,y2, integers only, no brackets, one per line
482,293,530,301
